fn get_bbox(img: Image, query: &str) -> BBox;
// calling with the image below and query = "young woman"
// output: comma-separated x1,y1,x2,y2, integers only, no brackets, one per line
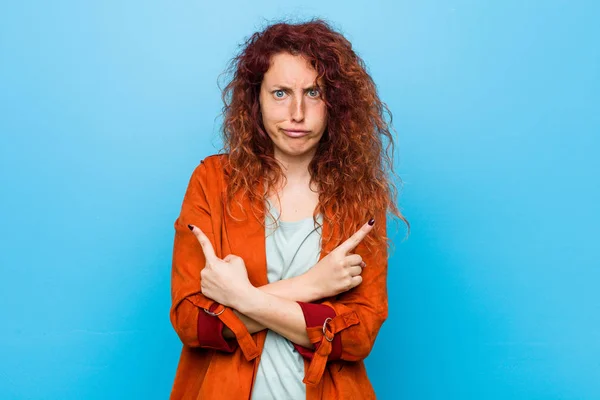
169,19,409,399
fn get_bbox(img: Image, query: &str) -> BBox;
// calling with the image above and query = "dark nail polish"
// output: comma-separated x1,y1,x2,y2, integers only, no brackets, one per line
368,218,375,226
188,224,194,231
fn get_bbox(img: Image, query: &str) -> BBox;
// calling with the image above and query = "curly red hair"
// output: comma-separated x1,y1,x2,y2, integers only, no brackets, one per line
217,18,410,255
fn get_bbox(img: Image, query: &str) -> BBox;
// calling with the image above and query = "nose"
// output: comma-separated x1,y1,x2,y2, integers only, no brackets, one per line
290,94,305,123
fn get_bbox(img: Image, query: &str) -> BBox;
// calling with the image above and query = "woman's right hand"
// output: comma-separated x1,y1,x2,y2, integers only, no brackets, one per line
304,219,375,299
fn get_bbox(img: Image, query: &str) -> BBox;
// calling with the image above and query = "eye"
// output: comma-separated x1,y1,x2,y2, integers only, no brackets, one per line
273,90,286,99
307,88,320,98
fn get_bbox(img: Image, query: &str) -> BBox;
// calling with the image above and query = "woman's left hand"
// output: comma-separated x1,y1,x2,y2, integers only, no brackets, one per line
188,224,253,308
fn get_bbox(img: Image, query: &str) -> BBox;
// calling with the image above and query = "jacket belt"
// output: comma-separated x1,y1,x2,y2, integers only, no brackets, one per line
303,311,360,385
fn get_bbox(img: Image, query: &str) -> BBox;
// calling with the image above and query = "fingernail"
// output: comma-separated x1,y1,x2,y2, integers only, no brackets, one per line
368,218,375,226
188,224,194,231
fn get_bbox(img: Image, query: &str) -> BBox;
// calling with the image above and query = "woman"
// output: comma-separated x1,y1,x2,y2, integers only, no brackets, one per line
169,19,409,399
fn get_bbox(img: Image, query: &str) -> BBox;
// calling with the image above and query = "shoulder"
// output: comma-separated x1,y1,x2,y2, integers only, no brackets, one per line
202,153,228,164
184,154,229,203
192,153,230,178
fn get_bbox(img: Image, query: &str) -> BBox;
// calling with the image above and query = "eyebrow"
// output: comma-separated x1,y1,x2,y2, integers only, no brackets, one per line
271,85,321,91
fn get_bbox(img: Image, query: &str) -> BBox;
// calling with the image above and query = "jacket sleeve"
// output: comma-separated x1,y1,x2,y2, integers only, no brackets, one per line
169,160,259,360
296,209,389,385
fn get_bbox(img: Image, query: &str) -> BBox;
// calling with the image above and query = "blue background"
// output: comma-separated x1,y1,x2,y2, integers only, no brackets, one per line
1,1,599,399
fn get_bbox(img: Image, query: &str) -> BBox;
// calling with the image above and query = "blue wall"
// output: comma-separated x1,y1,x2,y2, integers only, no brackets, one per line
1,1,598,399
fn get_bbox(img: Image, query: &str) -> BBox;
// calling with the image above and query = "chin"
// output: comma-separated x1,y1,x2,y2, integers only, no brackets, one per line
281,143,319,157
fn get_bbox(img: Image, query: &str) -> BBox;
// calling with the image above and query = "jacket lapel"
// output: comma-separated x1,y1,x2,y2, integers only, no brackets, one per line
221,174,269,287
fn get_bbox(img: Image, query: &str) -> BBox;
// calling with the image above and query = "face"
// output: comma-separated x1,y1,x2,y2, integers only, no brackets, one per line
259,52,328,163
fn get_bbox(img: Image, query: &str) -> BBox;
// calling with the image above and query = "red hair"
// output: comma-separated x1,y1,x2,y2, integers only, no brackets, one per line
217,18,410,255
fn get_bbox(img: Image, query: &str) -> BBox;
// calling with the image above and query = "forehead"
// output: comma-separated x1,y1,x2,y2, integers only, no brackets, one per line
262,52,321,87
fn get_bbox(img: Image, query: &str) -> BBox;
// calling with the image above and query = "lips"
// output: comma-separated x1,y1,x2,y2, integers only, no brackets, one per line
282,129,310,138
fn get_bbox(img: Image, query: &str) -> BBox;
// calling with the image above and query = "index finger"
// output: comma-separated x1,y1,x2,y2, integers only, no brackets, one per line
188,224,219,263
337,218,375,254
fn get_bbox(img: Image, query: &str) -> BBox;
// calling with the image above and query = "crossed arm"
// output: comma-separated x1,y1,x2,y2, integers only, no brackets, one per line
221,276,322,343
189,220,372,350
224,283,318,348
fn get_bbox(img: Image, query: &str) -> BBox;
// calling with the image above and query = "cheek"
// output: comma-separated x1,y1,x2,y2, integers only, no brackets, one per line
312,103,328,125
261,103,287,126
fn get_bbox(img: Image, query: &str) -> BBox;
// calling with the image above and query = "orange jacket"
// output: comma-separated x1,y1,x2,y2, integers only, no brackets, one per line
170,154,389,399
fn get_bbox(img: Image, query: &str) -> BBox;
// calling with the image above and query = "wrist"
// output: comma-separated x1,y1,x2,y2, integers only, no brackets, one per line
233,286,261,314
299,271,324,302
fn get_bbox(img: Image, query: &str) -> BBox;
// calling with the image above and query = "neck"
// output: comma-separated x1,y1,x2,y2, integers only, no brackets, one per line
273,149,315,184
